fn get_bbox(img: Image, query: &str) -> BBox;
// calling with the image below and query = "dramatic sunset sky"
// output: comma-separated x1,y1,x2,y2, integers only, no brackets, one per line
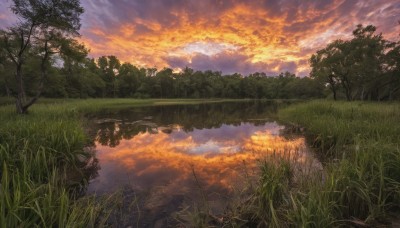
0,0,399,76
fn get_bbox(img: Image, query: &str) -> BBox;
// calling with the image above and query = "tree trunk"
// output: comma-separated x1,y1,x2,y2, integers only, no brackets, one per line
16,96,25,114
360,87,364,101
5,85,11,97
332,88,337,100
346,90,351,101
15,40,49,114
328,75,337,101
15,62,28,114
342,80,352,101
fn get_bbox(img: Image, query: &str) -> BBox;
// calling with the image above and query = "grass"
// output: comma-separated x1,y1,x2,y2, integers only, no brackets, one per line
0,98,254,227
0,102,110,227
274,100,400,227
203,100,400,227
2,98,399,226
254,159,292,227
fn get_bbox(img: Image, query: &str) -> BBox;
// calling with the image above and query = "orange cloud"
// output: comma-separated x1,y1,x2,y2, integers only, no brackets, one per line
77,0,399,76
1,1,398,75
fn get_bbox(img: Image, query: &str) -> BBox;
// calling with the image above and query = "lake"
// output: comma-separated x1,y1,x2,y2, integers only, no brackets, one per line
85,101,320,227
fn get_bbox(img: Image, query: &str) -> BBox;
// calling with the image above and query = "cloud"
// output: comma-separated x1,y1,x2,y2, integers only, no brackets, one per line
0,0,16,28
165,51,300,76
1,0,399,76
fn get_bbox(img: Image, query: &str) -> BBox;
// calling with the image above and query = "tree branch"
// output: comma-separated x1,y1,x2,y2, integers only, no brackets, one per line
3,35,18,65
22,39,49,111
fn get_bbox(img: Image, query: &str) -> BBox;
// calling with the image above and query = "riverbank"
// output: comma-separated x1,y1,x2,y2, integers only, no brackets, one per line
182,100,400,227
273,101,400,227
0,98,255,227
1,99,399,226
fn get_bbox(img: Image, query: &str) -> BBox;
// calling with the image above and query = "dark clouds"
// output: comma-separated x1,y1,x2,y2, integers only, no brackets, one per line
1,0,399,76
165,51,299,76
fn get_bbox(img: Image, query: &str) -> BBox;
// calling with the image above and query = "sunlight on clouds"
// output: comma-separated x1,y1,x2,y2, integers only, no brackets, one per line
1,0,398,75
182,42,238,56
74,0,400,76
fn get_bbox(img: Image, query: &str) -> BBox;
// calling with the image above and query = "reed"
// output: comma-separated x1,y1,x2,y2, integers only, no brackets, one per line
277,100,400,227
2,98,399,226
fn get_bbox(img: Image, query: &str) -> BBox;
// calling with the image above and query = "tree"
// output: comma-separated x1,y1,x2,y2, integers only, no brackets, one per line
118,63,140,97
382,41,400,100
1,0,84,113
310,25,388,101
350,25,386,100
155,68,174,98
55,39,90,98
98,56,121,97
310,45,341,100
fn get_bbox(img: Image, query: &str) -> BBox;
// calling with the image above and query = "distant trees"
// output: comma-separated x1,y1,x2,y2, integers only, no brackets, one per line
0,47,325,100
1,0,84,113
118,63,141,97
5,12,399,103
311,24,400,101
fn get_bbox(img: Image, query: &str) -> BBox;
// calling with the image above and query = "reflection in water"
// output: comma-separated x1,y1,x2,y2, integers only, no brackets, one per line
89,123,305,192
86,101,319,227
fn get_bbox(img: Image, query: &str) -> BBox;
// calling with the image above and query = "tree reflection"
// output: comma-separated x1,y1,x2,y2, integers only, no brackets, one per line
89,101,283,147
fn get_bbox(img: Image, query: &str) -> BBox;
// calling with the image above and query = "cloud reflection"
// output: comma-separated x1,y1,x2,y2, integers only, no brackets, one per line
89,123,309,196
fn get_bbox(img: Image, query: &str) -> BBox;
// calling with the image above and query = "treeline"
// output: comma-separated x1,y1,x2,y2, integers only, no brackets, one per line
311,25,400,101
1,9,399,110
0,55,324,99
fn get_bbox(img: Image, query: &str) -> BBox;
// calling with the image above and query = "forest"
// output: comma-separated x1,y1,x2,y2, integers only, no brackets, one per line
1,4,399,113
1,0,400,227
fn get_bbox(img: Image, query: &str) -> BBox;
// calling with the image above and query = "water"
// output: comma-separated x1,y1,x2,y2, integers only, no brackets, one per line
85,101,320,227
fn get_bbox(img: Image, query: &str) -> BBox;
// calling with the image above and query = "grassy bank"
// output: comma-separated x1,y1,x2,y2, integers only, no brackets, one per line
2,99,399,226
240,101,400,227
0,102,106,227
0,98,253,227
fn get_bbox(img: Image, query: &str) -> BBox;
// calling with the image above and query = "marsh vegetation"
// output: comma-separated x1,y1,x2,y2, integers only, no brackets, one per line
1,0,400,227
1,99,399,227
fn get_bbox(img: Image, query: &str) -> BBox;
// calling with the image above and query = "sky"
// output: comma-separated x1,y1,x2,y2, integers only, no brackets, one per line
1,0,399,76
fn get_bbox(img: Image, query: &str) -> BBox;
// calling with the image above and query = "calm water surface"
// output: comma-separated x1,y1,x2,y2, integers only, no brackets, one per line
85,101,319,227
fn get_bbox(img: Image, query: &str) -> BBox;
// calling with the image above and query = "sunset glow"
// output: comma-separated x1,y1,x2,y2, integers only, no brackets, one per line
1,0,399,225
88,123,318,195
1,0,399,75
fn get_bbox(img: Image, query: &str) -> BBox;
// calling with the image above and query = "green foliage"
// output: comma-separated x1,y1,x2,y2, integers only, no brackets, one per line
0,103,110,226
1,0,85,113
278,101,400,226
255,159,292,227
1,98,399,226
7,56,323,99
0,98,279,226
311,24,400,101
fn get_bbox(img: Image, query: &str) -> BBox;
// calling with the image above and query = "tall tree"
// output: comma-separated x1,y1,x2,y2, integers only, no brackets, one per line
310,44,342,100
350,25,386,100
98,56,121,97
1,0,84,113
382,41,400,100
118,63,140,97
310,25,388,101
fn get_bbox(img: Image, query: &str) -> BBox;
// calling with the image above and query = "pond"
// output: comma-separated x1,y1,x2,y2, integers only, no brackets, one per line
85,101,320,227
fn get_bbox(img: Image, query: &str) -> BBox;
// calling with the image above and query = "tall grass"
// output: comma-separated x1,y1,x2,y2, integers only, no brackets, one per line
0,98,254,226
276,101,400,227
253,159,292,227
2,98,399,226
0,100,141,226
158,100,400,227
